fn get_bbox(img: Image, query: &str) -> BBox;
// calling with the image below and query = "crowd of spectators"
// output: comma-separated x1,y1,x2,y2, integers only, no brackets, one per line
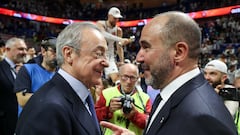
0,0,240,21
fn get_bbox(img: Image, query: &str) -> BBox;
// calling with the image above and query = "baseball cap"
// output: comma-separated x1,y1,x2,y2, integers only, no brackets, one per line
108,7,123,18
41,37,56,50
204,60,228,74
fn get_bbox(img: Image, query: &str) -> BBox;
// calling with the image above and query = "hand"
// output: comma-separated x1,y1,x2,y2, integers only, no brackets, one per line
109,97,122,112
119,38,133,47
215,84,224,94
100,121,135,135
117,62,125,67
123,103,136,119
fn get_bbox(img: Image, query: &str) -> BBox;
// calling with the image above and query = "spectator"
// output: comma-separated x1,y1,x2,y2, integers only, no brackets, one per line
95,63,151,135
0,38,5,61
96,7,132,84
14,37,57,115
24,46,36,62
233,69,240,134
0,37,27,135
204,59,239,117
101,11,237,135
15,22,108,135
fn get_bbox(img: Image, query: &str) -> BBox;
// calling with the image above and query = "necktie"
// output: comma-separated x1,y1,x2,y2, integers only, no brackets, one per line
86,94,101,133
11,66,17,79
149,93,162,119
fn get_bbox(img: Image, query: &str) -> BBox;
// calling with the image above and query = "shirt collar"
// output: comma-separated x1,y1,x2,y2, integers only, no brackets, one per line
58,68,90,103
4,57,15,68
160,68,201,102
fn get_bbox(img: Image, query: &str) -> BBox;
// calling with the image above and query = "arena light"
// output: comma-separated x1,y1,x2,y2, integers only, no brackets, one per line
0,5,239,27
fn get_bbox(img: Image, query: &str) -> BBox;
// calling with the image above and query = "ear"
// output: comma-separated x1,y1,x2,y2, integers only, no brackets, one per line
5,47,10,52
41,48,47,56
173,42,189,63
41,47,46,54
221,74,228,84
62,46,74,65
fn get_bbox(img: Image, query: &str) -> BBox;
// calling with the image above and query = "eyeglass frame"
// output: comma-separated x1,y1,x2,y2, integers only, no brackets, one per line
120,74,138,82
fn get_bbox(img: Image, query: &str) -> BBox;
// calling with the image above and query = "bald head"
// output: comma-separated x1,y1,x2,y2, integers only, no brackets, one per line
119,63,139,76
143,11,201,59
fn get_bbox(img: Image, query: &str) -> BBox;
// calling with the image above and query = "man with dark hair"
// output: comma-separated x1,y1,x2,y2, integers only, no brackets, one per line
14,38,57,115
101,11,237,135
0,38,5,61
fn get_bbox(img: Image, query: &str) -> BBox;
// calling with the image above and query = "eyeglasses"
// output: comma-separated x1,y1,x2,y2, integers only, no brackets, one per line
120,75,138,82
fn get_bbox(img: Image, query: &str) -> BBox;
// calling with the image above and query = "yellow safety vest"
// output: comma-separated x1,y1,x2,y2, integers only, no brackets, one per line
102,86,150,135
235,110,240,135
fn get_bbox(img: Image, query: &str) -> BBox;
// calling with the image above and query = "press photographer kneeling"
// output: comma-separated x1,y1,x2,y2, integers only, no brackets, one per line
95,63,152,135
204,60,239,118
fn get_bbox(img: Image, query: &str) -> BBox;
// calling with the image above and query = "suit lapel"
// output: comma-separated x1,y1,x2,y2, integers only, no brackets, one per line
53,74,101,135
72,100,101,134
145,73,206,135
1,60,14,83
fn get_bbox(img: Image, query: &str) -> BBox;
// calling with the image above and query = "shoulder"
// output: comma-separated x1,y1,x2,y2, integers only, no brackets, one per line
96,20,105,26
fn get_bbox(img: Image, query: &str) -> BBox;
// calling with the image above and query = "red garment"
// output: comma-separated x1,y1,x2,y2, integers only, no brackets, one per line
95,86,152,129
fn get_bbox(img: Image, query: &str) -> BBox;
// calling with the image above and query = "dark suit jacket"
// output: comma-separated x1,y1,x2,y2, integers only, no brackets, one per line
144,73,237,135
0,59,18,135
16,73,101,135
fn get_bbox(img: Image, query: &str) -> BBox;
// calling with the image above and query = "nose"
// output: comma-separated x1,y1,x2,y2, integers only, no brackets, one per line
101,59,109,67
22,49,27,55
204,74,210,80
136,49,144,63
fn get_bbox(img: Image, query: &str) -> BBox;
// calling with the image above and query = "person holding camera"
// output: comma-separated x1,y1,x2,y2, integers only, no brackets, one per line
204,59,239,117
95,63,152,135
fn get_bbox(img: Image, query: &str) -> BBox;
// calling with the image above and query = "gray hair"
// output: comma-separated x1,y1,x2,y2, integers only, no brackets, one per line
5,37,25,48
155,11,201,59
56,22,100,66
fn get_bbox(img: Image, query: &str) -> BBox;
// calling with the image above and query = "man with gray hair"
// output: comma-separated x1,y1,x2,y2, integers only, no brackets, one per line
16,22,109,135
0,37,27,135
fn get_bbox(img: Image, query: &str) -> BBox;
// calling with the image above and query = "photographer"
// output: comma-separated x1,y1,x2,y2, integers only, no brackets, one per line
233,70,240,134
95,63,152,135
204,59,239,117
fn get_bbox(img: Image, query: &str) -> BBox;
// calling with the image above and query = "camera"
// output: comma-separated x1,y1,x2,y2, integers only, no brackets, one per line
119,95,134,114
219,88,240,101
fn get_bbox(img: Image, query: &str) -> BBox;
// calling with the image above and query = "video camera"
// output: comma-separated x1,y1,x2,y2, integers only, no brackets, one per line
119,95,134,114
219,88,240,101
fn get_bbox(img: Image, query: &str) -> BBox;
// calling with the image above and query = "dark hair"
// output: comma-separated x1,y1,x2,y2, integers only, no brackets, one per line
0,39,5,47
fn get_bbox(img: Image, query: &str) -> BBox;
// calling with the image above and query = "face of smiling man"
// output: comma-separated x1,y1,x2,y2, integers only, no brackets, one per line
59,25,109,88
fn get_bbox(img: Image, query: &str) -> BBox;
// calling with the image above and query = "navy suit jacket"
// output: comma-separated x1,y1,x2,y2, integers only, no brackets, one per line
16,73,102,135
0,59,18,135
144,73,237,135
